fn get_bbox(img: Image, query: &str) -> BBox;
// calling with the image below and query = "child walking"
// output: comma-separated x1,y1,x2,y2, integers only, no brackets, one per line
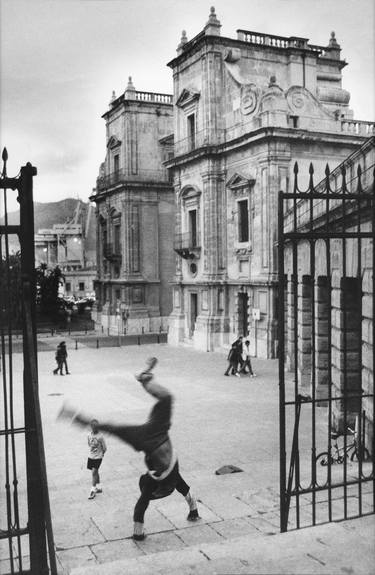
87,419,107,499
241,339,256,377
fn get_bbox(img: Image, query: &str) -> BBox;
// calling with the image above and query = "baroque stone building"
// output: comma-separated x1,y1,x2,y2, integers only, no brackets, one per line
90,79,174,334
166,8,374,357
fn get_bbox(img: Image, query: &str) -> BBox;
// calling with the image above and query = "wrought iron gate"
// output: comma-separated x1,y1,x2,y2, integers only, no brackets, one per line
278,138,375,532
0,150,57,574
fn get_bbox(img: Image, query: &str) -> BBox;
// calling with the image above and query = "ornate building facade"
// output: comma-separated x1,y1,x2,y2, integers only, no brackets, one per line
166,8,374,357
90,79,174,334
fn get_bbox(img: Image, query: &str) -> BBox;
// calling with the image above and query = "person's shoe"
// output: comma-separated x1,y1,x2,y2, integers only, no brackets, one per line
60,373,64,376
95,486,102,493
187,509,200,521
53,371,57,375
66,372,70,375
224,373,229,376
235,372,240,378
251,373,257,377
88,490,96,500
132,533,146,541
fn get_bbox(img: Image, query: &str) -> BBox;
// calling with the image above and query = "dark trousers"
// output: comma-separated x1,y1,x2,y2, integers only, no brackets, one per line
133,461,190,523
53,360,63,374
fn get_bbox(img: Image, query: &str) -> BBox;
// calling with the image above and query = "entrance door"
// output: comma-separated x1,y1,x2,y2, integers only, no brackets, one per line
190,293,198,337
238,292,248,336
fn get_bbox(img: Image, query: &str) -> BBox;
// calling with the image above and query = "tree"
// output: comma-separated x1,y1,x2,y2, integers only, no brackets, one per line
36,264,64,317
0,252,23,328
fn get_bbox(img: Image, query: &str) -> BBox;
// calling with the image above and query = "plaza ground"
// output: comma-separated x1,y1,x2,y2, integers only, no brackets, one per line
0,340,373,574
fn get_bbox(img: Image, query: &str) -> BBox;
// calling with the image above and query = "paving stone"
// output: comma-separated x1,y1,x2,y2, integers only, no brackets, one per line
90,538,145,563
134,530,187,555
155,498,221,529
175,524,223,546
246,514,279,534
210,517,261,539
54,517,105,549
199,493,253,520
57,545,97,572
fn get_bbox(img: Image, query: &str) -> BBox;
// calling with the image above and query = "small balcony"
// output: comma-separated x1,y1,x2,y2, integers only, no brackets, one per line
173,232,201,259
96,167,170,192
103,243,122,263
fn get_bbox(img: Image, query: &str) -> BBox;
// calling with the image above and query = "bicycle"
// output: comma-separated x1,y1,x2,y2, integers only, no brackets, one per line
316,426,370,466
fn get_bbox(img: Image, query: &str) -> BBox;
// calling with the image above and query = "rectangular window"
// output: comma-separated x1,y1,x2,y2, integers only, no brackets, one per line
79,282,85,291
187,114,196,151
115,289,121,301
289,115,299,128
238,199,249,243
65,282,71,292
189,209,197,247
114,154,119,172
114,225,121,254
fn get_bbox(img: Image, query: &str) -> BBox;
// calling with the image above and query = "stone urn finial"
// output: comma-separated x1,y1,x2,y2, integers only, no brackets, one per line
178,30,188,50
110,90,116,104
329,31,338,46
204,6,221,36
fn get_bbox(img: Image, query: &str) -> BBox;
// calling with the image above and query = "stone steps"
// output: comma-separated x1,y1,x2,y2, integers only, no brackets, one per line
70,514,375,575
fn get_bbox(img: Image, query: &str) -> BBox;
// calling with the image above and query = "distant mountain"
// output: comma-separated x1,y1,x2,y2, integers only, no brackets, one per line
1,198,96,256
1,198,85,229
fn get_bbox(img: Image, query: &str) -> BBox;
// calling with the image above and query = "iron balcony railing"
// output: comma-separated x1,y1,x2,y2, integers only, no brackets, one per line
173,127,225,157
103,242,122,262
173,232,201,259
96,167,171,191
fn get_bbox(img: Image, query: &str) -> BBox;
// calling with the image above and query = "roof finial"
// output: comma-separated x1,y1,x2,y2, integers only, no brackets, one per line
329,31,338,46
126,76,135,91
125,76,136,99
177,29,188,52
204,6,221,36
110,90,116,103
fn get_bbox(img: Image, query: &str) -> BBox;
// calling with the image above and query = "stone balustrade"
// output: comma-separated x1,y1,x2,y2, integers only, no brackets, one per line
133,91,173,104
341,120,375,136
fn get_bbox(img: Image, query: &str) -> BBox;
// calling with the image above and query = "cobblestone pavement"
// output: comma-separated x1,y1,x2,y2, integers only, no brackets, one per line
0,342,373,574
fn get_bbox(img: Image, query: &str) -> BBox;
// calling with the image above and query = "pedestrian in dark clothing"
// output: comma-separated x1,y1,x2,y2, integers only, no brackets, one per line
53,342,70,375
240,340,256,377
234,336,245,371
224,341,241,376
57,357,199,541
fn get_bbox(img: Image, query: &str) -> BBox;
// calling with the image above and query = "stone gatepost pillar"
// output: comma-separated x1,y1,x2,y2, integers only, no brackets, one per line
297,275,312,389
286,275,296,371
315,276,329,403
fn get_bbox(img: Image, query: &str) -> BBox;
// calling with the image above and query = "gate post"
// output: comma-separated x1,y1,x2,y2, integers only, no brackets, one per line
19,162,57,574
278,190,287,532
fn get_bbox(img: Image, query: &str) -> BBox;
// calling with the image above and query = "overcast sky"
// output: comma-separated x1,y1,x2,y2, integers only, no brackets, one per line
1,0,374,209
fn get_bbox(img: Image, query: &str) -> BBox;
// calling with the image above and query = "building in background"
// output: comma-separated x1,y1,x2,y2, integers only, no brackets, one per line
35,200,96,299
90,78,174,334
165,8,374,357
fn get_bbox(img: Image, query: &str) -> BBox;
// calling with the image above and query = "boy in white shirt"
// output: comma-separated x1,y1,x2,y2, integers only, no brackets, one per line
87,419,107,499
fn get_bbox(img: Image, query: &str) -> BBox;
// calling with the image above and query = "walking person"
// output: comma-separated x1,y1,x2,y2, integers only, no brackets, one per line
59,341,70,375
53,342,64,375
57,357,199,541
224,343,240,376
87,418,107,499
240,339,256,377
